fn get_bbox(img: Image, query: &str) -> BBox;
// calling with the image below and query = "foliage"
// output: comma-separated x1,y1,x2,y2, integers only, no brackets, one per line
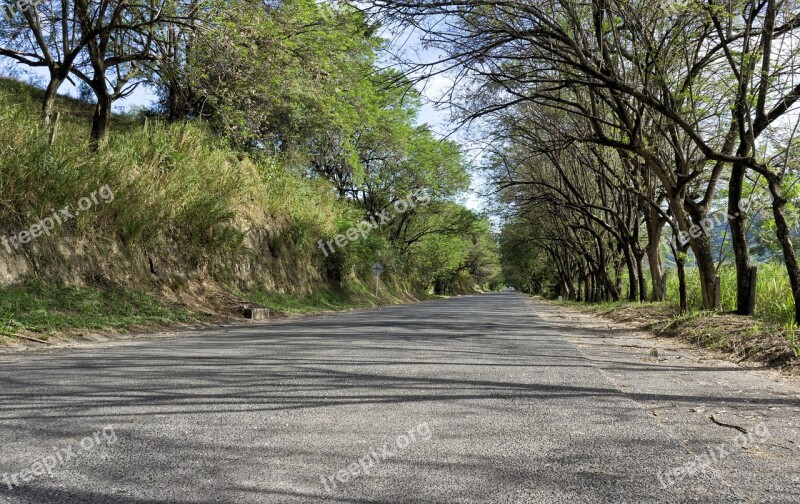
499,220,553,295
0,81,338,260
367,0,800,321
0,0,503,339
0,69,498,336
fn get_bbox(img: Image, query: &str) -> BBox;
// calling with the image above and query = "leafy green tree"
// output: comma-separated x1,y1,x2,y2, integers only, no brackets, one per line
174,0,379,156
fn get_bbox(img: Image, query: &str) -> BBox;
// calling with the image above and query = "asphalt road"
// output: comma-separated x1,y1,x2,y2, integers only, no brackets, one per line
0,293,797,503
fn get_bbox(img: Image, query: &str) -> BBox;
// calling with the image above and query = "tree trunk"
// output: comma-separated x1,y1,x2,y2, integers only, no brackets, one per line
42,76,64,127
676,252,688,315
623,246,638,301
635,252,646,303
566,275,577,301
594,274,602,302
675,199,718,310
585,274,594,303
646,217,666,301
768,179,800,323
584,275,590,302
604,274,620,301
729,161,755,315
671,238,691,315
691,233,719,310
90,91,113,151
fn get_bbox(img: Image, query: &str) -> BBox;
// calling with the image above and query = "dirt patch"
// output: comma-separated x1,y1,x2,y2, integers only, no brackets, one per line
655,313,797,369
567,301,799,373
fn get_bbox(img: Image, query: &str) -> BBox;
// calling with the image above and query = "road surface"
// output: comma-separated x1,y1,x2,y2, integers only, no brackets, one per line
0,293,797,503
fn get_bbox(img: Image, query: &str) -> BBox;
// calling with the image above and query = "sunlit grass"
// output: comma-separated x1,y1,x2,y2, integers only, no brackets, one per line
0,278,194,339
663,263,795,325
0,79,340,260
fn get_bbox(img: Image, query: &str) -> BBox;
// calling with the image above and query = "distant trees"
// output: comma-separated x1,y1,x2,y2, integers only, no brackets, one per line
0,0,88,126
73,0,177,148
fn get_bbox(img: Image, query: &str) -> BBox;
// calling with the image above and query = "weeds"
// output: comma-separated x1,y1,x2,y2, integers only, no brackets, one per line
627,263,798,326
0,79,340,260
0,278,194,338
0,79,435,339
0,311,17,337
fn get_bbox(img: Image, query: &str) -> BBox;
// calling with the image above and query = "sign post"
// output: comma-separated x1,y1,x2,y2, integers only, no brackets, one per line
372,262,385,297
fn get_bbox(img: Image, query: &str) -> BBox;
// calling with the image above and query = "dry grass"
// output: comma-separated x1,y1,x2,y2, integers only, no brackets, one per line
574,302,800,372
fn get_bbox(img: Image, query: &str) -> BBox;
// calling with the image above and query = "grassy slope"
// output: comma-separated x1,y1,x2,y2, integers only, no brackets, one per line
0,79,184,341
0,279,194,341
0,79,430,345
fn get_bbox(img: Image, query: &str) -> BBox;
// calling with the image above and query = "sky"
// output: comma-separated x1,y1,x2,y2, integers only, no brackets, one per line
378,25,490,213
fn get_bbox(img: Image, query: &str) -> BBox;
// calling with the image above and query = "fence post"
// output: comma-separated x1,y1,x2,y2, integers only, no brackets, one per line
746,265,758,315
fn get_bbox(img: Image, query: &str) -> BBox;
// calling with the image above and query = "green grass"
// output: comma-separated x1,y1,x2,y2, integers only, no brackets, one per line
237,275,428,314
613,262,795,325
663,263,794,325
0,78,340,260
248,289,368,314
0,278,194,340
0,79,437,339
0,79,350,340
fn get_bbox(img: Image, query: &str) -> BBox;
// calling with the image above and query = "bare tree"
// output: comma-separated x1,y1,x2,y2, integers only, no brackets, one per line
0,1,91,125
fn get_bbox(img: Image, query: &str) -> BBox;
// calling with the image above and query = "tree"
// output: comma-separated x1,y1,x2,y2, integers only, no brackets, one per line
365,0,800,314
0,1,90,125
72,0,178,149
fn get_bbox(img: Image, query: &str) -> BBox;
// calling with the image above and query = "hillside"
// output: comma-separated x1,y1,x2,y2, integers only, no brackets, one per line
0,79,495,343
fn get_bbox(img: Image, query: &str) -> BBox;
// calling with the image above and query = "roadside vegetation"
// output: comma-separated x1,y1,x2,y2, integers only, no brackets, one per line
663,264,797,327
567,300,800,369
0,1,501,342
0,278,194,342
361,0,800,367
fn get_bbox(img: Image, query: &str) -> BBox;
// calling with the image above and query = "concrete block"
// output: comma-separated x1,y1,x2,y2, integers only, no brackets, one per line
243,308,270,320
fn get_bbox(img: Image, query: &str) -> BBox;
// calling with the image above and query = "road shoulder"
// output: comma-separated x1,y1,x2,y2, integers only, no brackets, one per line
528,297,800,502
